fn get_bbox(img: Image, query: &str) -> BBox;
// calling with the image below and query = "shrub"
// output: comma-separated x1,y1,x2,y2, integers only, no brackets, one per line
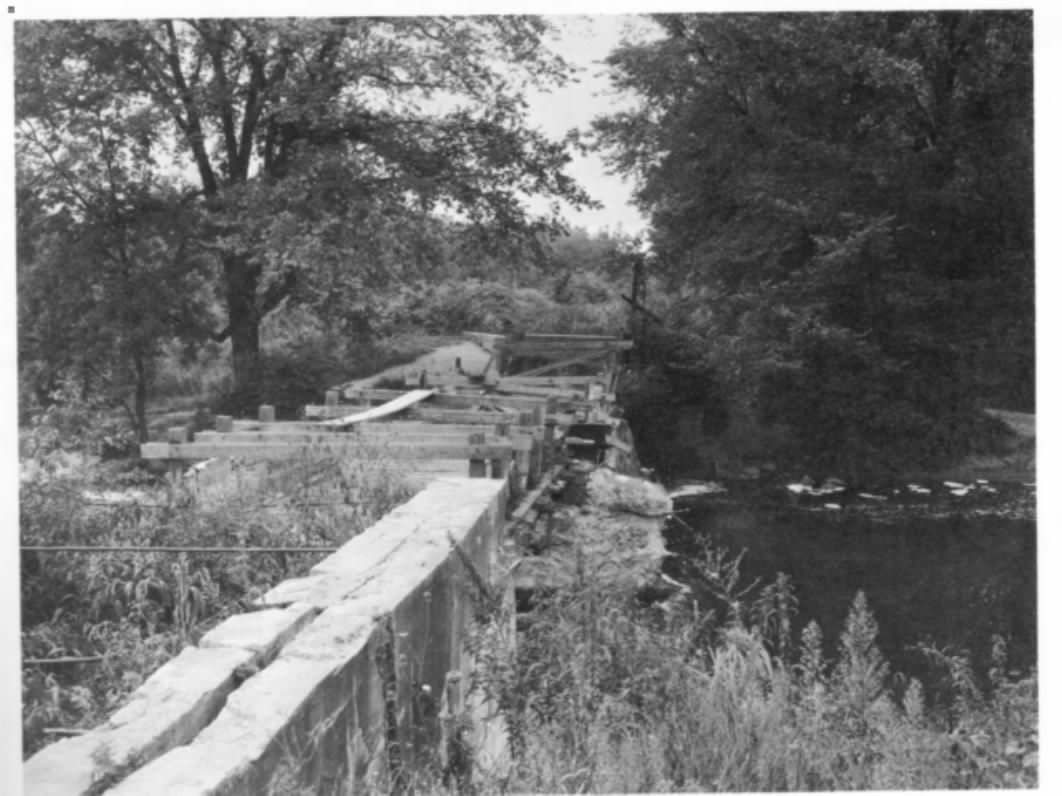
462,549,1036,792
20,442,414,757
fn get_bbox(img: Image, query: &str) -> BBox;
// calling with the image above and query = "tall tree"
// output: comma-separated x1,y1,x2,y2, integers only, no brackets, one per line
17,157,212,440
594,11,1033,475
16,17,590,407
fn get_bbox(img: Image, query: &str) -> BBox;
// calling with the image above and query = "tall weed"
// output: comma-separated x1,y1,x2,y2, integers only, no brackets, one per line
463,549,1036,793
20,440,414,757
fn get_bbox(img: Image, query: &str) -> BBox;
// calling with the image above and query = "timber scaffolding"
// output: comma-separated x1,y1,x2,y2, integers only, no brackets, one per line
141,330,638,501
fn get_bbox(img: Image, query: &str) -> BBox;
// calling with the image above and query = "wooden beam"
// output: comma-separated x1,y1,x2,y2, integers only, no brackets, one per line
228,420,527,435
142,439,513,461
234,419,342,432
195,429,535,451
341,388,552,413
500,340,633,357
499,376,601,390
303,405,370,420
320,388,435,427
621,294,664,324
508,352,612,378
496,384,584,399
409,407,520,424
519,333,625,342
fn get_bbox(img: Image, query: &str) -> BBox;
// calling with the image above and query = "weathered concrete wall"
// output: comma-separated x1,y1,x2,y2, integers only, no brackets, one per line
23,475,511,795
24,604,318,795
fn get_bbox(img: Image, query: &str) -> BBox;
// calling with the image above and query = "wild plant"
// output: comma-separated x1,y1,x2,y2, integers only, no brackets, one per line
21,442,412,757
458,542,1035,793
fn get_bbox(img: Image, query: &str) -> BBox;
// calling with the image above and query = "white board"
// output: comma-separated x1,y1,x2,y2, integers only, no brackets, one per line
319,389,436,428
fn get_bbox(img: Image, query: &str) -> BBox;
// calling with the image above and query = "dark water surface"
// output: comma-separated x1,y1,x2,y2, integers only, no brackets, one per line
663,486,1036,690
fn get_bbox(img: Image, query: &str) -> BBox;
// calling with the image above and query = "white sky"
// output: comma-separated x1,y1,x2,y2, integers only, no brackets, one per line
524,14,660,237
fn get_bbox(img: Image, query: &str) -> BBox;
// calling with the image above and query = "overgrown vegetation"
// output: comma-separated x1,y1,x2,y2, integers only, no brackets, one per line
20,405,413,758
464,555,1037,792
595,11,1033,478
16,17,599,408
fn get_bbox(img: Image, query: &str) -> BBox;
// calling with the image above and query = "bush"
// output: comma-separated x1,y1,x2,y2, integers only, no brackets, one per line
462,548,1037,792
20,442,415,758
373,278,626,337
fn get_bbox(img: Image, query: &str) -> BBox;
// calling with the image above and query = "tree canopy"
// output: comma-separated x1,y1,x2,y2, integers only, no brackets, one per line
595,11,1033,475
17,17,592,407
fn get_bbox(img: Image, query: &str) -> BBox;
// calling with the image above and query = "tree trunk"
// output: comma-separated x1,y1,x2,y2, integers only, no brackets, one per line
225,256,262,411
132,349,149,443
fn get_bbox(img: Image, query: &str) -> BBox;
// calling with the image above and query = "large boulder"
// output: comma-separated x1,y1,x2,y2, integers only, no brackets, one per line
586,468,672,517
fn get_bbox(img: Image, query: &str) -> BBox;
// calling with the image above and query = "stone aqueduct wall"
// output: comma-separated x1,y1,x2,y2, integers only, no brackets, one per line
25,474,512,795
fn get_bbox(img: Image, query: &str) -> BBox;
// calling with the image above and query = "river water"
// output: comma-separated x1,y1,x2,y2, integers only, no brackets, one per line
662,480,1036,693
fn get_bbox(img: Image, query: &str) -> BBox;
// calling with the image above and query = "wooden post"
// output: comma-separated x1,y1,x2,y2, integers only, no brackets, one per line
490,423,509,478
468,432,487,478
258,405,275,423
630,255,646,365
543,418,557,469
325,390,339,407
515,412,534,491
529,406,545,482
215,415,234,433
490,457,507,480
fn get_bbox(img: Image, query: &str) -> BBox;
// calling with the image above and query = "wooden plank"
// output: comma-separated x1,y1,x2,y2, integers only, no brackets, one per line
141,439,513,461
407,372,482,388
519,333,625,342
226,420,523,436
346,388,551,413
409,407,520,424
496,384,585,399
196,429,536,451
303,404,377,420
500,340,634,356
234,420,344,432
319,389,435,428
176,434,520,452
508,352,611,378
499,376,602,390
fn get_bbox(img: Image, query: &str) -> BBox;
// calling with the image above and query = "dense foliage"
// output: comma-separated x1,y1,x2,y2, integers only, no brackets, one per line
596,11,1033,477
16,17,593,408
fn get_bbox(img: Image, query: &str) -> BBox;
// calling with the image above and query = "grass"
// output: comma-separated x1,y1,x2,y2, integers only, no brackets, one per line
20,433,415,759
448,555,1038,793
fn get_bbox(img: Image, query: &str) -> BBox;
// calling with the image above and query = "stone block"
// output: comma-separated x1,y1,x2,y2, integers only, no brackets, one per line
586,468,672,517
199,603,318,663
86,474,511,794
106,607,386,796
25,645,255,795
